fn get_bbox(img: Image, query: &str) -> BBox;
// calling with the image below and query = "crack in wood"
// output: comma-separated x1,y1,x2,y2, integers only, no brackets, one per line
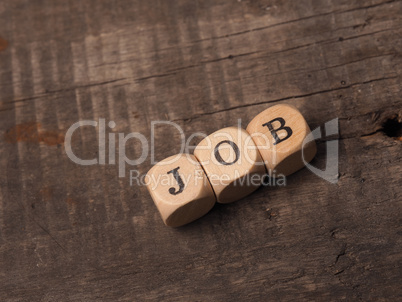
193,0,398,43
171,75,398,122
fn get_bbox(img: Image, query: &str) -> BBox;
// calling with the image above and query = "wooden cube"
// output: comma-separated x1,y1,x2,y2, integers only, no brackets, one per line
146,154,216,227
246,104,316,176
194,127,266,204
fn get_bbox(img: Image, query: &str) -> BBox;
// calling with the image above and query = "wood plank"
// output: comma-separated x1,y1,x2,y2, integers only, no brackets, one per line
0,0,401,300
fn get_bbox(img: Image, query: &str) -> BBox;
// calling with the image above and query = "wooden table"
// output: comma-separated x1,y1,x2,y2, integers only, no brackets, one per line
0,0,401,300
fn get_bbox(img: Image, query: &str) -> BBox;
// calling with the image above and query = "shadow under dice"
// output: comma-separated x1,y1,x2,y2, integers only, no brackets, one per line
145,154,216,227
194,127,266,204
246,104,317,176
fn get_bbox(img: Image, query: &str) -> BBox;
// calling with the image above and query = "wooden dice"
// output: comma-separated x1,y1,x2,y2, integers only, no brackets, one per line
145,154,216,227
146,104,316,227
194,127,265,204
247,104,316,176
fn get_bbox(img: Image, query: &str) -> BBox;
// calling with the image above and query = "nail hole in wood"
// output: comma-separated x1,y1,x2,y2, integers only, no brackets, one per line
382,115,402,140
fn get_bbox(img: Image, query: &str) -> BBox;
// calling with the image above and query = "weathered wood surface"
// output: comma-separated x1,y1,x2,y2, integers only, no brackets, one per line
0,0,401,300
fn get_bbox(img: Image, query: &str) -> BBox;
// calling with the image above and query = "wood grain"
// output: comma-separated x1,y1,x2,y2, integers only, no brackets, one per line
0,0,401,301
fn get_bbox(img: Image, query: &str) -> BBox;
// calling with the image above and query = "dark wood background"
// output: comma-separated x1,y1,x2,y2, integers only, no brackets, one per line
1,0,401,300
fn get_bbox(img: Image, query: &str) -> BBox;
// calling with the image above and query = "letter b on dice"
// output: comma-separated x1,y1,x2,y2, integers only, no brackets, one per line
247,104,316,176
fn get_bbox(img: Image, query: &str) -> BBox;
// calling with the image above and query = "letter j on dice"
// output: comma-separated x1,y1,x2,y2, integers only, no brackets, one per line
145,154,216,227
